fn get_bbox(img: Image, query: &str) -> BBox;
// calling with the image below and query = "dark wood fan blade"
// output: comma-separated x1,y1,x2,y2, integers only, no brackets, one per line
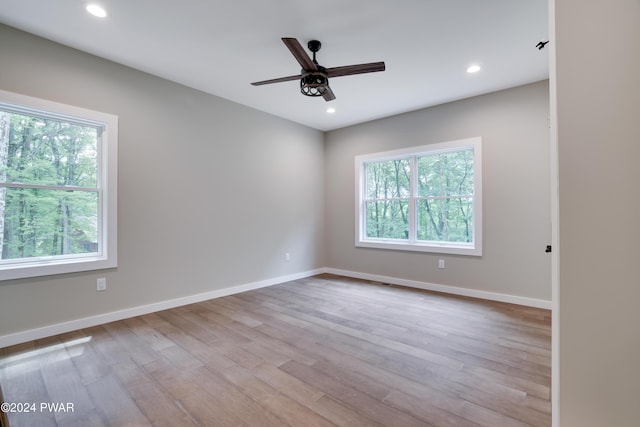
327,62,385,78
251,74,300,86
282,38,317,71
322,86,336,102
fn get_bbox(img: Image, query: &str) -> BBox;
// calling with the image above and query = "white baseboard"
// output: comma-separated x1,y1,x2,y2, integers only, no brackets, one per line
0,268,326,348
325,268,552,310
0,266,551,348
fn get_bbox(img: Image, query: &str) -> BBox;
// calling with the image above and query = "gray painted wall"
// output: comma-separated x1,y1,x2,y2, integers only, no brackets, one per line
325,81,551,301
0,25,326,336
555,0,640,425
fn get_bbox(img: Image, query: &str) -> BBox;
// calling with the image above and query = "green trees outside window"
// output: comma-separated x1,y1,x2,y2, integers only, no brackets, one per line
0,110,99,261
416,149,474,243
364,158,410,239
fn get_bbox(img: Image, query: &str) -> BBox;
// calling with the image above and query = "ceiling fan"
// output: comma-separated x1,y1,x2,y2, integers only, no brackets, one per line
251,38,385,102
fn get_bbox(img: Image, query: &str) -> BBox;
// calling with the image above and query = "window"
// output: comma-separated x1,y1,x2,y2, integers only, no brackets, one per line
355,137,481,256
0,90,117,280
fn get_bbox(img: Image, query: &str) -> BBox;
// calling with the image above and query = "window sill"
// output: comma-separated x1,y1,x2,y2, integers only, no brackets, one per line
356,239,482,256
0,256,117,281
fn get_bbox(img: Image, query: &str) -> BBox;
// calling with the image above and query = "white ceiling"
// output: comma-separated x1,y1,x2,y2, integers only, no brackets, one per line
0,0,549,131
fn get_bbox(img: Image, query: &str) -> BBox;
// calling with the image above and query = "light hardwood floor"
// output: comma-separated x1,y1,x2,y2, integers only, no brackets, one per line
0,274,551,426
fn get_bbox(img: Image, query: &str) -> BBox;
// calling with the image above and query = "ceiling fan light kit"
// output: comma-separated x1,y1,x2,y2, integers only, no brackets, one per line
300,69,330,97
251,37,385,102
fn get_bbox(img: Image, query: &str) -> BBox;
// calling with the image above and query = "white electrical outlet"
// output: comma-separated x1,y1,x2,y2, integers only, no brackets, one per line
438,259,445,269
285,252,291,262
97,277,107,291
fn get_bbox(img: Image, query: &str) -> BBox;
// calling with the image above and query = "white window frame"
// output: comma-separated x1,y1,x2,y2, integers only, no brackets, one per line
0,90,118,280
355,137,482,256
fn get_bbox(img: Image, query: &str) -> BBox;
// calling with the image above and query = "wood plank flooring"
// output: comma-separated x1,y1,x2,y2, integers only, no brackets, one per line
0,274,551,426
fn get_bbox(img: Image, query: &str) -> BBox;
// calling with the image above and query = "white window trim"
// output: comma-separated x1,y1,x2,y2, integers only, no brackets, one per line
355,137,482,256
0,90,118,280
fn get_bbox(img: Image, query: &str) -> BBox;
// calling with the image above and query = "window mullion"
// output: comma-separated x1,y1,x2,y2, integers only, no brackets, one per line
408,156,417,243
0,183,98,192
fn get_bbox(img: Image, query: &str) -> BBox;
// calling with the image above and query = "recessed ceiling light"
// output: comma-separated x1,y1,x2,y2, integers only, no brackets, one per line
326,107,336,114
86,3,108,18
467,64,481,74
